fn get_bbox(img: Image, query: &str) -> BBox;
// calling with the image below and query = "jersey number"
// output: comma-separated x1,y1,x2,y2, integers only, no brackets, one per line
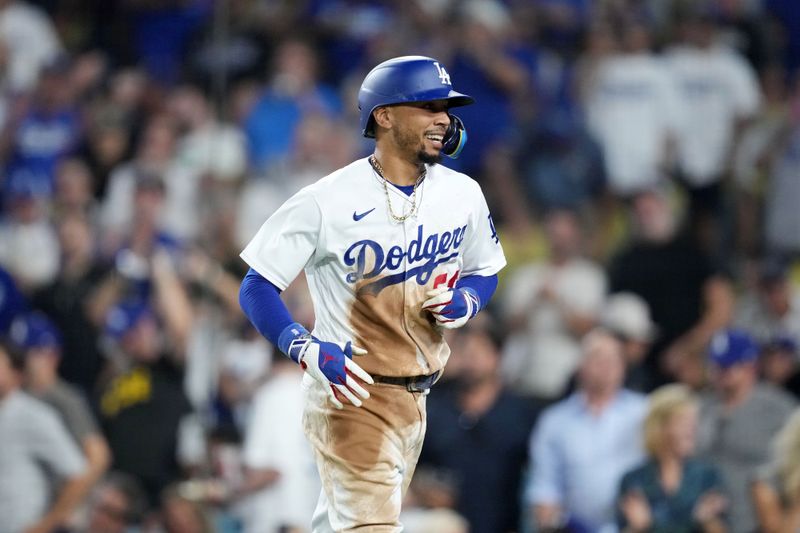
433,270,460,290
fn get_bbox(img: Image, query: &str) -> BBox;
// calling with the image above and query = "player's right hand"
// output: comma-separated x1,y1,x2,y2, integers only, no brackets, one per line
290,336,374,409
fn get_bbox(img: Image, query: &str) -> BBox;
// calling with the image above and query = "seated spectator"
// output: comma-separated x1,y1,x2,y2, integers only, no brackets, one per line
526,328,647,532
617,384,727,533
421,320,543,533
752,408,800,533
0,337,89,532
696,329,796,533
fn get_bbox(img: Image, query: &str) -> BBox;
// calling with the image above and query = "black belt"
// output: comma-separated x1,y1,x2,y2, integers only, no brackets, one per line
372,371,440,392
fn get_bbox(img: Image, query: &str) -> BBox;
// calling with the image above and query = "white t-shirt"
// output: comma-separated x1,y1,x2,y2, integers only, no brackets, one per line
665,44,761,186
241,158,506,377
238,370,318,533
585,53,683,195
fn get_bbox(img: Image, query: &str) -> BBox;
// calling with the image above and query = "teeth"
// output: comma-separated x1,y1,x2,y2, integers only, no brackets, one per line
426,134,443,141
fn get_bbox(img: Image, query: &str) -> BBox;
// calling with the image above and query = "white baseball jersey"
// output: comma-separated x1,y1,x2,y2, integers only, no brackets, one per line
241,157,506,377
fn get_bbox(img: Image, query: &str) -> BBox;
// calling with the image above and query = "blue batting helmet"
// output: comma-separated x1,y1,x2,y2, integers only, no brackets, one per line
358,56,474,157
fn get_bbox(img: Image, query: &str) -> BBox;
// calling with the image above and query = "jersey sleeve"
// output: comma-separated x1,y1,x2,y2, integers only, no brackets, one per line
240,186,323,290
459,181,506,277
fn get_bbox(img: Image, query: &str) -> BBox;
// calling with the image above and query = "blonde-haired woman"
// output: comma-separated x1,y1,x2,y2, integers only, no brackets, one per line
752,408,800,532
617,384,728,533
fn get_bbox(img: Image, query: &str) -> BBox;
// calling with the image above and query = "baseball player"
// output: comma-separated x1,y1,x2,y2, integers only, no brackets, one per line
239,55,506,532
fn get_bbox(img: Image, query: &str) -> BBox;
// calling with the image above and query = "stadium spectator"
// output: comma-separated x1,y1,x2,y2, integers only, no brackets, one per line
608,185,734,390
438,0,537,177
101,113,196,245
696,329,796,533
501,208,607,400
1,55,83,202
526,328,647,532
584,17,682,196
31,210,109,395
421,320,542,533
665,8,761,256
0,337,89,533
0,176,60,291
234,350,319,533
243,38,341,172
617,384,727,532
93,247,194,507
11,312,111,508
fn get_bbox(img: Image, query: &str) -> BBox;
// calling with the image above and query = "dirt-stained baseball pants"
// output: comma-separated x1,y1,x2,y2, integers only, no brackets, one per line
301,373,428,532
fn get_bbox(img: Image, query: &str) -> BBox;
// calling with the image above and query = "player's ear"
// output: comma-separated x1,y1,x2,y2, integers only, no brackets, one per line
372,106,393,133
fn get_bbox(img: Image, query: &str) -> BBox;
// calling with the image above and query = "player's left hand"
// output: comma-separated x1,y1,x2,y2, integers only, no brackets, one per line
422,286,479,329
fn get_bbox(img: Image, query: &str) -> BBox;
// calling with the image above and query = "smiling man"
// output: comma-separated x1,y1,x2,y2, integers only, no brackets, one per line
238,55,506,532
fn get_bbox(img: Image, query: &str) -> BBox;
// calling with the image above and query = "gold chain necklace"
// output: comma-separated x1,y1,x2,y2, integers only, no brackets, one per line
369,155,425,223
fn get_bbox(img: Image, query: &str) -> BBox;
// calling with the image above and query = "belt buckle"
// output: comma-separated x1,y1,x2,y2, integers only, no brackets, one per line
406,371,438,393
406,379,424,393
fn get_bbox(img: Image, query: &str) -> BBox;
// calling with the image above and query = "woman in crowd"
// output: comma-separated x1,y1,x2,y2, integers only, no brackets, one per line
617,384,727,532
752,408,800,532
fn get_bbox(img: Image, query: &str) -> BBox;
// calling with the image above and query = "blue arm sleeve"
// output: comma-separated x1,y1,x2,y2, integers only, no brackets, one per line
239,268,308,356
455,273,498,312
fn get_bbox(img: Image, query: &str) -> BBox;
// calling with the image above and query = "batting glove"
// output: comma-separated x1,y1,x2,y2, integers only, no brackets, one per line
422,286,480,329
280,324,374,409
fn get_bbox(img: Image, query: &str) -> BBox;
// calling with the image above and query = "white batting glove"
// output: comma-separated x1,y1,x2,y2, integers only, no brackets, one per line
288,335,374,409
422,286,480,329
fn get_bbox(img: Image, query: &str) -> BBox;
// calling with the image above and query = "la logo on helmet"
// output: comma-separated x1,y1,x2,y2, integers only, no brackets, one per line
433,62,451,85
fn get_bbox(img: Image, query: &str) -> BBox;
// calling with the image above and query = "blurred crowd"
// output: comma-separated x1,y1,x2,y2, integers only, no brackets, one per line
1,0,800,532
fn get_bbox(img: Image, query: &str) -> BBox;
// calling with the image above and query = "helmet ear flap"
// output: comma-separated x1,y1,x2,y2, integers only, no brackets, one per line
441,114,467,159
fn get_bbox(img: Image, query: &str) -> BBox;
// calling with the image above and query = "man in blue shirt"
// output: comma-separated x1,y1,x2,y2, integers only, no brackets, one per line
526,328,647,532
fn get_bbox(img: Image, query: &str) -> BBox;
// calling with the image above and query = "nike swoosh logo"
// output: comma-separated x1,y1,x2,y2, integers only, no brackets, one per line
353,208,376,221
